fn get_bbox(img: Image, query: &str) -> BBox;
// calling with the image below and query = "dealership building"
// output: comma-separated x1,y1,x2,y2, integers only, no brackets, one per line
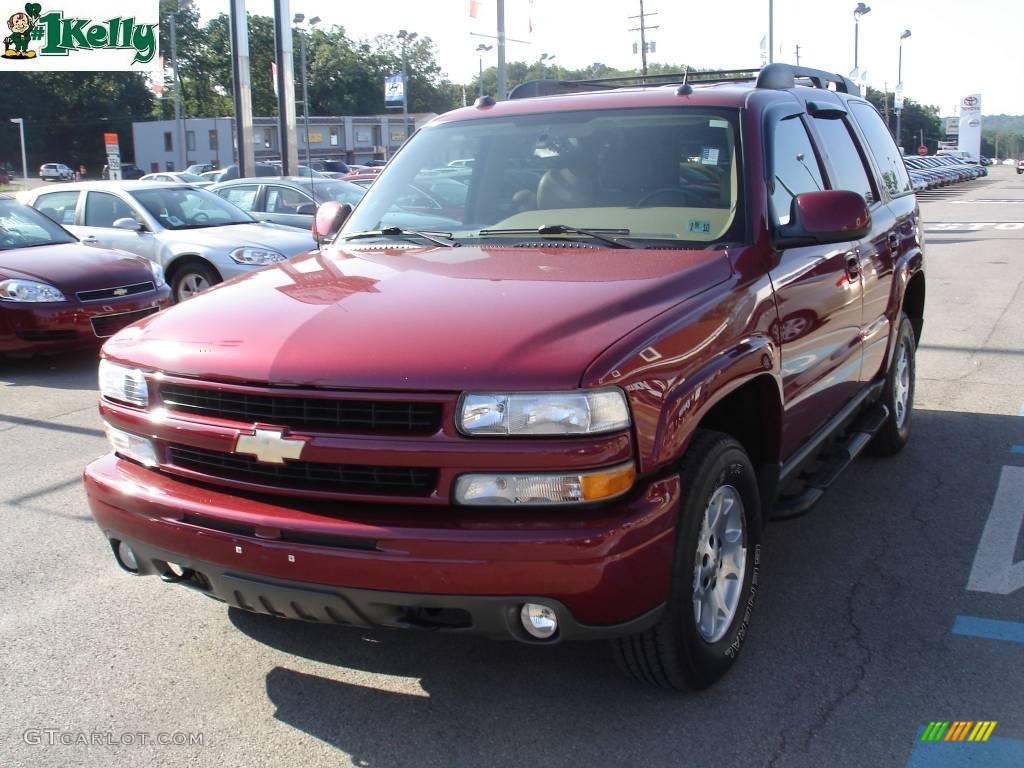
131,113,435,172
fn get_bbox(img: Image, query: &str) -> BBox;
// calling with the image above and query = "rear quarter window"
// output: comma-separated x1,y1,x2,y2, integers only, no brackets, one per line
848,102,913,198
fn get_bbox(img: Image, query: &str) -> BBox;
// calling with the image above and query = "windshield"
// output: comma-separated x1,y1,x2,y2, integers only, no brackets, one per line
130,187,255,229
343,107,744,246
0,199,77,250
311,180,367,207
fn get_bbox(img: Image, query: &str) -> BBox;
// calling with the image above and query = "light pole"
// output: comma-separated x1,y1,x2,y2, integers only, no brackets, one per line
540,52,555,79
895,28,911,151
9,118,27,183
397,29,417,148
853,3,871,75
293,13,320,170
476,43,492,98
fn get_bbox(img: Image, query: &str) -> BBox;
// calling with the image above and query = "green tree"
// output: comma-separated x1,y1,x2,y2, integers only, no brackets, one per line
865,87,942,152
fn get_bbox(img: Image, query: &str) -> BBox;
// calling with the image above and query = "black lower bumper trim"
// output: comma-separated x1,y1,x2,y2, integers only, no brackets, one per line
108,536,665,643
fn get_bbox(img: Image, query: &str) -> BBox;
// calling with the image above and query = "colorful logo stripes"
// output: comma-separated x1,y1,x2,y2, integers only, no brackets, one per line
921,721,998,742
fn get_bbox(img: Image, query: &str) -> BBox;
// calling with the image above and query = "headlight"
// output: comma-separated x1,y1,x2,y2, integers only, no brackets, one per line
104,422,159,467
455,463,636,506
98,359,149,407
229,247,286,265
149,261,166,287
459,389,631,436
0,279,66,303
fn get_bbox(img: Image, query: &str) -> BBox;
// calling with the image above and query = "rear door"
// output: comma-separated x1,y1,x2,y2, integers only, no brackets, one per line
767,111,865,460
31,190,81,230
847,100,917,383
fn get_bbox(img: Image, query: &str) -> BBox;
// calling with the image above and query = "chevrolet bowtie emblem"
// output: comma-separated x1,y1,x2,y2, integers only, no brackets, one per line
235,428,306,464
112,287,128,296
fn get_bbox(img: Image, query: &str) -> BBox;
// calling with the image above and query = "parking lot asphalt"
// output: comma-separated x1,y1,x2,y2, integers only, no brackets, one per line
1,167,1022,768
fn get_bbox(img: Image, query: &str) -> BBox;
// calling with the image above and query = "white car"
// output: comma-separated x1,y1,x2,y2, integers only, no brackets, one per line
139,172,213,188
22,181,316,302
39,163,74,181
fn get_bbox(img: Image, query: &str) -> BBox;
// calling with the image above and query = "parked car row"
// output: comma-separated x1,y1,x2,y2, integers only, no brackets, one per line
903,155,987,191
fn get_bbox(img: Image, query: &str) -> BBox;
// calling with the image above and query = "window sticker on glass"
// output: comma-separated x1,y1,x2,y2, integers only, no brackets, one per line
688,219,712,234
701,148,720,166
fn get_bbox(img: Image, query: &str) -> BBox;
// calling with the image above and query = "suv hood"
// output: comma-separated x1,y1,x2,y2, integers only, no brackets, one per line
104,244,732,391
167,222,314,256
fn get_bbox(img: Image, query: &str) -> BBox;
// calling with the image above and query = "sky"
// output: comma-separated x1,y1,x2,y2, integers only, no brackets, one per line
194,0,1024,117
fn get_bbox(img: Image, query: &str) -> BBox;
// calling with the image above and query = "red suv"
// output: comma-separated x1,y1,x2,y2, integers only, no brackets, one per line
85,64,925,690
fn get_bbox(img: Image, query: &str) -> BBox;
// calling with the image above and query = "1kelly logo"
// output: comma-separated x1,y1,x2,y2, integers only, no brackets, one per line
3,3,156,63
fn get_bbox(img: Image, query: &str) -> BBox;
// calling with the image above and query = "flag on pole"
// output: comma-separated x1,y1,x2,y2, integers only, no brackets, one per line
469,0,480,18
528,0,534,34
271,61,278,98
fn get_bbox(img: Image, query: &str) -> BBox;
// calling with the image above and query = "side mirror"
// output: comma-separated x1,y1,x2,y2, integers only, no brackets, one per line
295,202,317,216
312,201,352,246
774,190,870,249
112,217,145,232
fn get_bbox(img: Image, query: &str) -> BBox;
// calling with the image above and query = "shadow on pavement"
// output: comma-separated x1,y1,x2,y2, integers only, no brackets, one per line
221,407,1024,767
0,348,101,390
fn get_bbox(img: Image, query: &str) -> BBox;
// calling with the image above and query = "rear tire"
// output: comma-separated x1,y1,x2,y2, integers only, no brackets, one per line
870,313,916,456
613,430,763,690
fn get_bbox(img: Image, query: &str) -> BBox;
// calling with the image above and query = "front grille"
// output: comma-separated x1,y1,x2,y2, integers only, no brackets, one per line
168,445,437,495
160,384,442,435
77,281,155,302
90,306,160,338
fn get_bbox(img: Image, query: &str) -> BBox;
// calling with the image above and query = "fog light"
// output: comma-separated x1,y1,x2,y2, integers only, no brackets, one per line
116,540,138,571
521,603,558,639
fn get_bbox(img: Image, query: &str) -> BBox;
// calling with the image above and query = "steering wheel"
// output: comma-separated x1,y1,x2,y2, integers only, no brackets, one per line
191,212,210,224
635,188,699,207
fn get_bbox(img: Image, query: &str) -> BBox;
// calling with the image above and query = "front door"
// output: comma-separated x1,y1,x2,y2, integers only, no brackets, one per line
77,191,159,264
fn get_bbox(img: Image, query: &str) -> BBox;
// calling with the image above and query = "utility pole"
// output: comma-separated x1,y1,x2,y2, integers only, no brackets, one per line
167,13,184,172
769,0,774,64
794,43,801,66
228,0,255,177
496,0,506,100
628,1,659,79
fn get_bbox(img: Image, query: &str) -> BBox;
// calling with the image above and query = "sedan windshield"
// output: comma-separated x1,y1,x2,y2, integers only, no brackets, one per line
130,187,254,229
343,107,744,246
0,199,76,250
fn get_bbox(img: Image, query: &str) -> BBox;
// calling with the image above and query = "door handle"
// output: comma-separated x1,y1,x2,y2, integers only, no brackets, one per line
81,236,98,244
845,251,861,281
888,232,900,253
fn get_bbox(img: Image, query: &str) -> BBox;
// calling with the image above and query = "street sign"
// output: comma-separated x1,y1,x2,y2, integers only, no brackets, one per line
103,132,120,155
917,146,928,156
107,152,122,181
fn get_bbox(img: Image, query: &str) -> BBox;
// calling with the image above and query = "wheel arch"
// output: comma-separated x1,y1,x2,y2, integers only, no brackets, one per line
902,269,925,345
165,254,221,285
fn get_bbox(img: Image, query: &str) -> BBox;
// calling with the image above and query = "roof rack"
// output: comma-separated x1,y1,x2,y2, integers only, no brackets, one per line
506,64,857,100
755,63,857,94
508,68,761,100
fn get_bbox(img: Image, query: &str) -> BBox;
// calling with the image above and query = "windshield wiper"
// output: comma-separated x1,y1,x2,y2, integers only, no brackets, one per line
340,227,457,248
477,225,637,249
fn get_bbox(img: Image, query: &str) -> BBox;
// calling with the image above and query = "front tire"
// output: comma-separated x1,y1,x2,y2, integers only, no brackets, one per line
171,261,221,302
870,313,916,456
613,430,763,690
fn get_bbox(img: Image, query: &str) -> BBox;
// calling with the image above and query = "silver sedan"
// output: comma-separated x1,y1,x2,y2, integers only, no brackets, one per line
21,181,316,302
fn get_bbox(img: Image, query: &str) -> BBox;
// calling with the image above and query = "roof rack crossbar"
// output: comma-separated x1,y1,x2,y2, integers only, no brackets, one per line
755,63,857,94
508,68,762,100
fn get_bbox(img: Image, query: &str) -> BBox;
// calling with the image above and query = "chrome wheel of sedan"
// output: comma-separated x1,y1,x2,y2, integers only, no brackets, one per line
693,485,747,644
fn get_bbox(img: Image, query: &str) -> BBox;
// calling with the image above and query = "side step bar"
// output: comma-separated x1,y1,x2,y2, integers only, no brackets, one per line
770,401,889,521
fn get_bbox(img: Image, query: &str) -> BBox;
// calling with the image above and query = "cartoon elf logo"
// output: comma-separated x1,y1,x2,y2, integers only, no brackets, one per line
4,3,41,59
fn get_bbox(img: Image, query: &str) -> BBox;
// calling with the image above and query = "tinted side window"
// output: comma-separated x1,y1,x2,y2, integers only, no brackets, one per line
33,191,80,225
84,192,137,228
811,117,875,204
849,102,913,198
770,116,824,225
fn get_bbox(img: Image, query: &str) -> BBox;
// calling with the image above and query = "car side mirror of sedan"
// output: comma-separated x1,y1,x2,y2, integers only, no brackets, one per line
112,217,146,232
774,190,871,249
312,201,352,246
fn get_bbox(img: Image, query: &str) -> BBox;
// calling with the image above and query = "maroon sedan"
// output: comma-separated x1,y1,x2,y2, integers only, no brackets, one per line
0,196,172,355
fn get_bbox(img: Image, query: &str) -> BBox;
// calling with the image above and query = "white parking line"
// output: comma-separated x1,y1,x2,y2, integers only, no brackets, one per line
925,223,1024,231
966,466,1024,595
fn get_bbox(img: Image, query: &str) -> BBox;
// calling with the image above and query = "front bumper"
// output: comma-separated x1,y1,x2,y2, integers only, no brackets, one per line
85,453,681,636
